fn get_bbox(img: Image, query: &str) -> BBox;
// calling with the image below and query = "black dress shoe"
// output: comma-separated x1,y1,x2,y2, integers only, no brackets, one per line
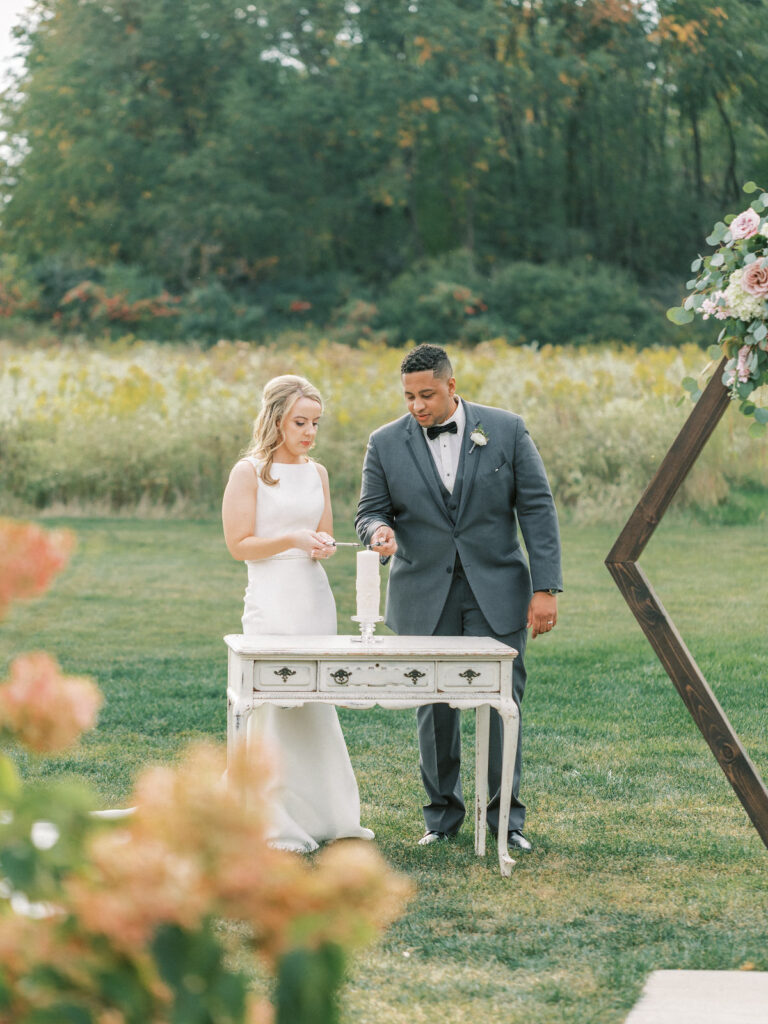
417,830,451,846
508,830,532,852
489,828,533,852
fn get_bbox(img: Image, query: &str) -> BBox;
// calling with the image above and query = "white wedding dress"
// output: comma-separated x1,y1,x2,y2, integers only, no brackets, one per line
242,457,374,852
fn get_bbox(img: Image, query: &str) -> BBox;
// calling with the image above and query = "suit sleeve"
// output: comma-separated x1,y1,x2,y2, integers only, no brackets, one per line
355,434,395,547
512,417,563,593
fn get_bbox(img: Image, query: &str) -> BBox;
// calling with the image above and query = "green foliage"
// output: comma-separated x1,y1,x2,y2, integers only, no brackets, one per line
177,282,265,346
152,922,250,1024
275,945,345,1024
3,0,768,306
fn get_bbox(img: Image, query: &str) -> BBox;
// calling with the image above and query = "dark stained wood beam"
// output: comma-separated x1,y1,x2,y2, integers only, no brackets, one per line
608,358,732,564
606,357,768,850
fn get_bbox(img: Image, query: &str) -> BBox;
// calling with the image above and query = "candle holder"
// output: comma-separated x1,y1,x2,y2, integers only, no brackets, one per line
351,615,384,644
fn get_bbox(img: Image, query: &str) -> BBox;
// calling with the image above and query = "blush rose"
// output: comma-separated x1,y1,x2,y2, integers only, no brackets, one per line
730,208,761,240
742,259,768,298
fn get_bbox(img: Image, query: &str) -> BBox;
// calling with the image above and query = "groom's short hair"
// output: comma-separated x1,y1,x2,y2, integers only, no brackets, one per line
400,344,453,379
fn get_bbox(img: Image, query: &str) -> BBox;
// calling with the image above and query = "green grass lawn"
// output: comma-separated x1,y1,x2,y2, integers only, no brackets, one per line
2,516,767,1023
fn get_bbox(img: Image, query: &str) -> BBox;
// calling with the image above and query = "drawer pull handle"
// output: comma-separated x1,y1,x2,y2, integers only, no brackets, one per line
459,669,481,684
404,669,426,684
330,669,352,685
274,667,296,682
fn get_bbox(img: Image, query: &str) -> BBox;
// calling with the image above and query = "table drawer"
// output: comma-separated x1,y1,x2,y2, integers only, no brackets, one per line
320,660,435,692
437,662,500,692
255,661,317,691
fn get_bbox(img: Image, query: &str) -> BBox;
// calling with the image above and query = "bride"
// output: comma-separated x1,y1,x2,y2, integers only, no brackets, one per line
222,374,374,852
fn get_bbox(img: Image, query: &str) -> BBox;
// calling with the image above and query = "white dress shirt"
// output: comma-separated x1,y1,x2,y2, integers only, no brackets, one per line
422,398,465,494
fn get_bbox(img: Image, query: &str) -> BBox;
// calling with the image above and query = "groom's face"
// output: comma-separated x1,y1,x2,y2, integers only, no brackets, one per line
402,369,457,428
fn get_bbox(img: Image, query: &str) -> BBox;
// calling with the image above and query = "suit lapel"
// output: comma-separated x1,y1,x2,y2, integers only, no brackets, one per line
455,401,483,524
404,417,454,526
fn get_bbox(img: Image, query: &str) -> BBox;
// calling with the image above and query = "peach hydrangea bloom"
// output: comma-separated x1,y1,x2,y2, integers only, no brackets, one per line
64,742,411,964
67,831,210,952
0,519,75,619
0,652,103,753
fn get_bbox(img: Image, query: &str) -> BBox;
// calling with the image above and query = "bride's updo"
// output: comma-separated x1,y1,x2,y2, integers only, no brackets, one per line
246,374,323,485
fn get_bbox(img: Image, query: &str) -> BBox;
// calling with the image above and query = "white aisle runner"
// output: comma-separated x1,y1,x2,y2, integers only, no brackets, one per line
624,971,768,1024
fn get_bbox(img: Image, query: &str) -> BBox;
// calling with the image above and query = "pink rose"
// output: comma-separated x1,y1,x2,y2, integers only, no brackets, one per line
742,259,768,298
730,208,761,240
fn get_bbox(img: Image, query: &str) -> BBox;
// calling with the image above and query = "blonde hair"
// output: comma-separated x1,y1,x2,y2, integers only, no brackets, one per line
245,374,323,485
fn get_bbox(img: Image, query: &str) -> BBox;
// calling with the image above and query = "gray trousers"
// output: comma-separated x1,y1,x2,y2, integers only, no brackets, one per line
417,567,527,836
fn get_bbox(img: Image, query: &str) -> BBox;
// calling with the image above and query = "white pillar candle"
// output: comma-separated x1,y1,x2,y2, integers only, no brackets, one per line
355,549,380,621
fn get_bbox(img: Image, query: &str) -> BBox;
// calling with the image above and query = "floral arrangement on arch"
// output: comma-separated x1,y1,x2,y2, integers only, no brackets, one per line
668,182,768,435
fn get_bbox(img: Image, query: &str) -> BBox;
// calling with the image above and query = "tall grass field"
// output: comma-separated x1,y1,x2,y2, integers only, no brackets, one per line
2,338,768,522
2,515,767,1024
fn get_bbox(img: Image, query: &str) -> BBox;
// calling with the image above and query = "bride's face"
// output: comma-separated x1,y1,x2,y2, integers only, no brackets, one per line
276,396,322,461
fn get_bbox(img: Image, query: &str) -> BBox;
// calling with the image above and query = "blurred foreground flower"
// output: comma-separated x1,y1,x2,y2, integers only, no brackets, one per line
1,741,411,1023
69,743,411,962
0,517,411,1021
0,652,103,753
0,519,75,620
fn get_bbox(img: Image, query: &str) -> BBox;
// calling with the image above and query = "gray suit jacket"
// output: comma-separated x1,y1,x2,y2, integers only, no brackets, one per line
355,400,562,636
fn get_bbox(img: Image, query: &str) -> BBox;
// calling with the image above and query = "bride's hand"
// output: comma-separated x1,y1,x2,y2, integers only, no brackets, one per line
292,530,335,559
315,531,337,558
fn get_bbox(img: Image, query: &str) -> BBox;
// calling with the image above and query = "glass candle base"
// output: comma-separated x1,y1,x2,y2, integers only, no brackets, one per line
351,616,384,644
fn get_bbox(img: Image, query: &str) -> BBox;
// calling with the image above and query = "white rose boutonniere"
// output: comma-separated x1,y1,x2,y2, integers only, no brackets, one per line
469,425,489,453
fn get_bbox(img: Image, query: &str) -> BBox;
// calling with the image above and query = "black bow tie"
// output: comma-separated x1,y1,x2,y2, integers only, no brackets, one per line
426,421,458,440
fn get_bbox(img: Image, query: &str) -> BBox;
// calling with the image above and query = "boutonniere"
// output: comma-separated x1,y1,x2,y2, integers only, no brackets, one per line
468,425,489,453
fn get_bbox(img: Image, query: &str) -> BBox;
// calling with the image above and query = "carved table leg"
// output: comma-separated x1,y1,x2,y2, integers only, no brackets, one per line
497,704,520,878
227,690,253,776
475,704,490,857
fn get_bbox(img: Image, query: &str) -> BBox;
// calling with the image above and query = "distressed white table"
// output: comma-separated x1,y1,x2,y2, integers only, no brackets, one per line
225,634,519,876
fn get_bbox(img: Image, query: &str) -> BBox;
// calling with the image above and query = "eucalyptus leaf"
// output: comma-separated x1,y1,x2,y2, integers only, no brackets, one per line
749,421,766,438
710,253,725,267
667,306,694,325
707,345,723,361
681,376,698,392
754,407,768,424
743,181,758,194
753,323,767,342
691,257,702,272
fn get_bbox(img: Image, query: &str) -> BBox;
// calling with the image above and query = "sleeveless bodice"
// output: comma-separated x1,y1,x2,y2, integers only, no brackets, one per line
246,457,324,559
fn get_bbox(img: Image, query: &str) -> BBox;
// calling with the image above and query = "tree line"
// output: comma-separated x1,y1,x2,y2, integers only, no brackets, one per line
1,0,766,342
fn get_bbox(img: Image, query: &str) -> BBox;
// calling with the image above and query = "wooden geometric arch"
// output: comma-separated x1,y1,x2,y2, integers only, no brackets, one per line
605,356,768,849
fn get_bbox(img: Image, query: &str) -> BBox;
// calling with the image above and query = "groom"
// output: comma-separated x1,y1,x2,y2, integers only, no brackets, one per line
355,344,562,850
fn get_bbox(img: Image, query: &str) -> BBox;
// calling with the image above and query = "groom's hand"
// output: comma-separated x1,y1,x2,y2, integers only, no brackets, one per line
370,525,397,557
528,591,557,638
